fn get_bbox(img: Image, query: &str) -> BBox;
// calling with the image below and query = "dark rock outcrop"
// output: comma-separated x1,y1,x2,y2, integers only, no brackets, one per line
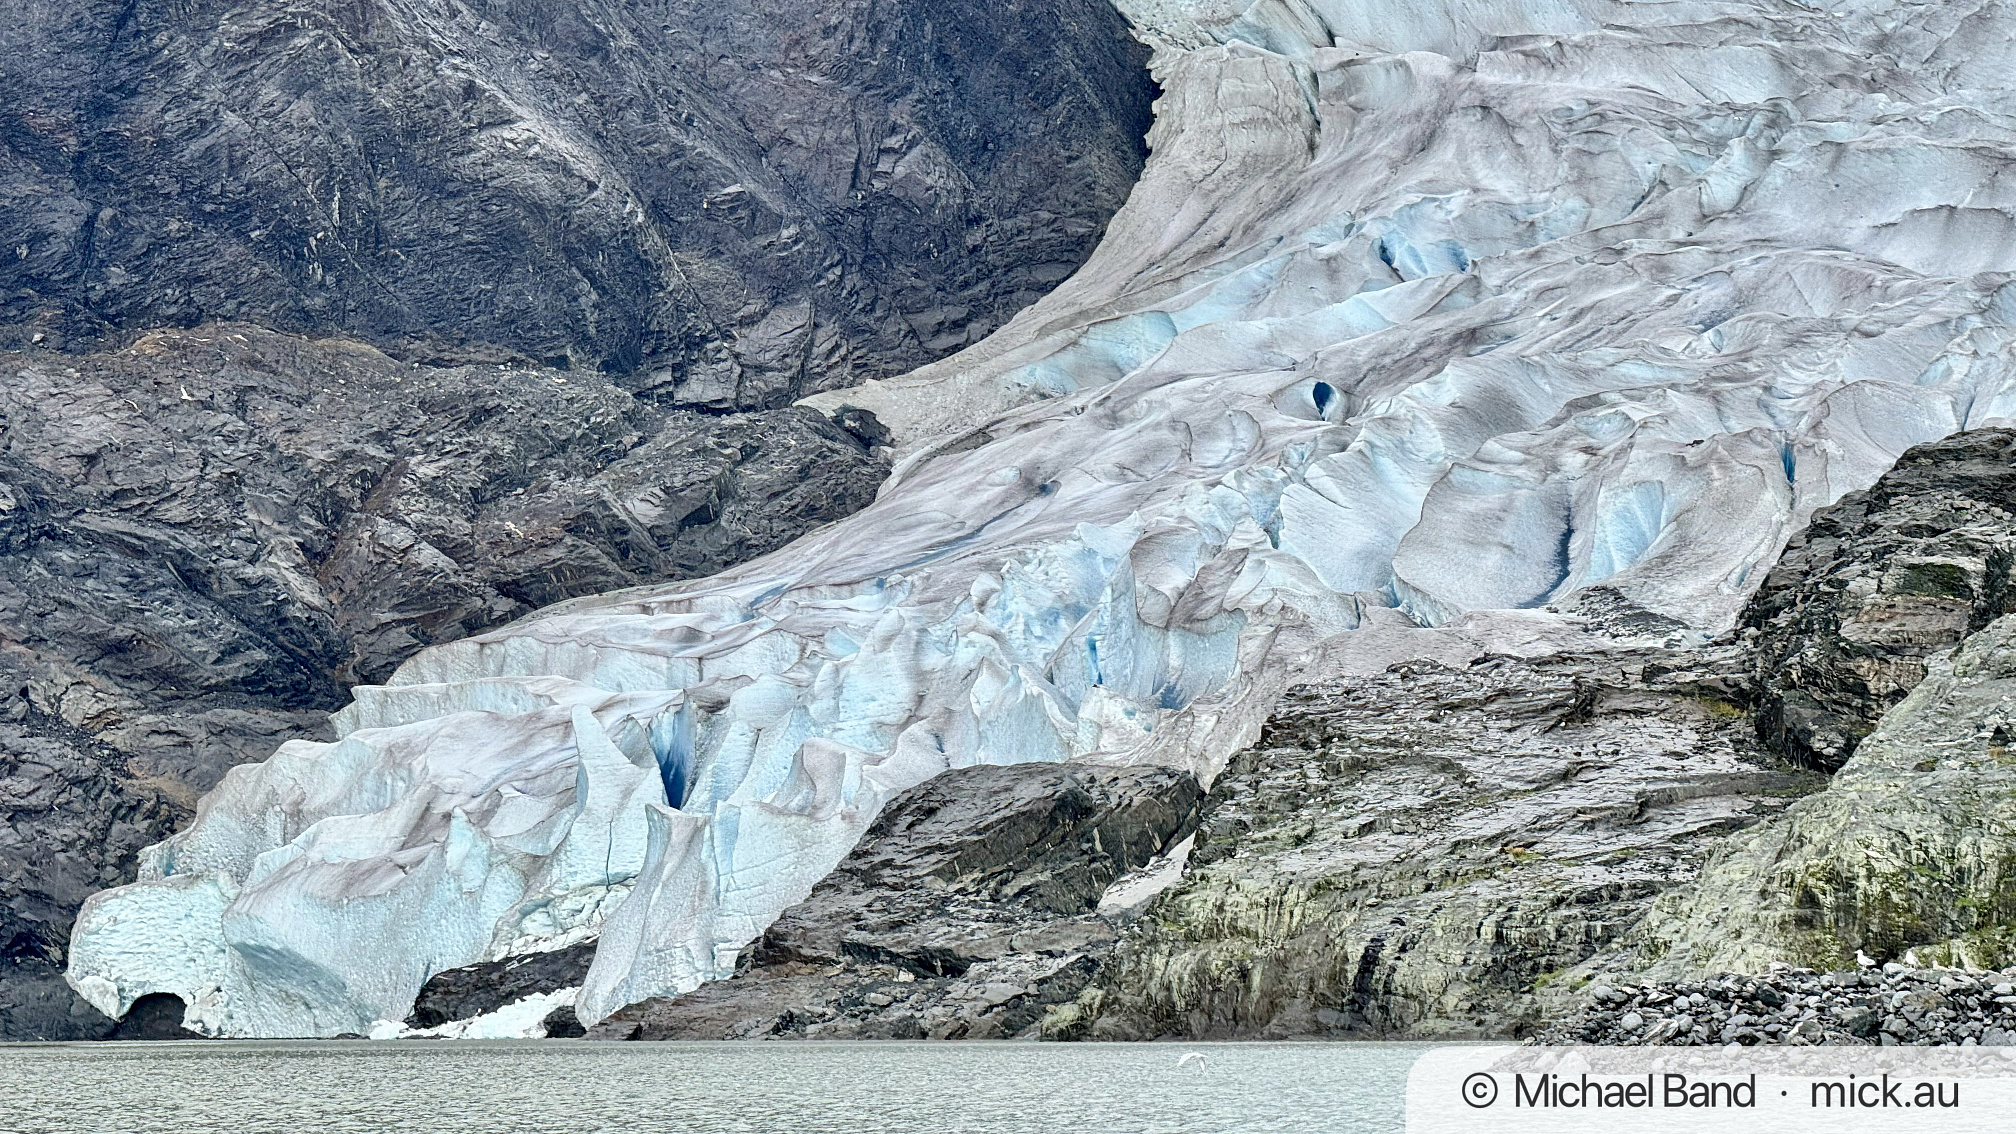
0,326,889,790
584,761,1203,1040
0,324,887,1038
540,1004,586,1040
0,0,1155,403
0,713,180,1040
1744,429,2016,771
1618,611,2016,976
406,941,597,1030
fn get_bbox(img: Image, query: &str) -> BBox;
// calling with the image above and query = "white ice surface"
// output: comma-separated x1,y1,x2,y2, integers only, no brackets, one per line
70,0,2016,1035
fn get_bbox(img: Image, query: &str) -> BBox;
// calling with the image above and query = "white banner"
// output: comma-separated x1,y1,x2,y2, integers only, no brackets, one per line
1409,1046,2016,1133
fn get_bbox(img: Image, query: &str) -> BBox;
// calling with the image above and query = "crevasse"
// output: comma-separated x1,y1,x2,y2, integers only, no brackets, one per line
69,0,2016,1035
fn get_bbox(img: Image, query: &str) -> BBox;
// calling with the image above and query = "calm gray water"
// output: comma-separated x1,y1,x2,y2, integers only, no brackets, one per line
0,1041,1421,1134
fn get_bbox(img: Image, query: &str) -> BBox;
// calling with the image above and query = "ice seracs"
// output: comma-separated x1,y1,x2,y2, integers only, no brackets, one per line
69,681,678,1036
70,0,2016,1035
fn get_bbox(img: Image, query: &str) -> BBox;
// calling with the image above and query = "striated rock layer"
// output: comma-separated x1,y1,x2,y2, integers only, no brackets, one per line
1,0,1154,401
1047,640,1818,1040
1633,613,2016,976
70,0,2016,1036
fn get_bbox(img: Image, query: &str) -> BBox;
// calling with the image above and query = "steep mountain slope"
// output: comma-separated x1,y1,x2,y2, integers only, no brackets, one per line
70,0,2016,1038
0,0,1154,402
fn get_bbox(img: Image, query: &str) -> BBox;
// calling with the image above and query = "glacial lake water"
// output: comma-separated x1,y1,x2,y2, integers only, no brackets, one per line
0,1040,1423,1134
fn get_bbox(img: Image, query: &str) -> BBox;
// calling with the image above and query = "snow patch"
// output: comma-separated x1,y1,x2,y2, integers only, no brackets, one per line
1100,834,1197,916
369,987,580,1041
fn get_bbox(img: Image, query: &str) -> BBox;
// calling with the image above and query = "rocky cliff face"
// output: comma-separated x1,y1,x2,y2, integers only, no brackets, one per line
0,0,1155,404
2,327,890,790
1744,430,2016,771
1633,612,2016,977
0,715,182,1038
1543,588,2016,1046
1042,642,1818,1040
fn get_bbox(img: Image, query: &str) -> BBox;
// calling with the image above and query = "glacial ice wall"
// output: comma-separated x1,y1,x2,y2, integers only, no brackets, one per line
69,0,2016,1035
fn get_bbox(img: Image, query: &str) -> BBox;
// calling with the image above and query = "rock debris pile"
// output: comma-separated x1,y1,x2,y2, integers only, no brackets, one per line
1552,964,2016,1047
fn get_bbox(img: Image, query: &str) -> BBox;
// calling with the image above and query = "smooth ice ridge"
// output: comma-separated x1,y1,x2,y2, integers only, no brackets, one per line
69,0,2016,1035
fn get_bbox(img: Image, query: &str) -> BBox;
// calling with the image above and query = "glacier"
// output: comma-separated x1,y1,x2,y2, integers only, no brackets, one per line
67,0,2016,1035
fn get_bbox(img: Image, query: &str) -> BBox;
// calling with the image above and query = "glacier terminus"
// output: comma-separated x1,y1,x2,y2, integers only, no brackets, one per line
66,0,2016,1035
